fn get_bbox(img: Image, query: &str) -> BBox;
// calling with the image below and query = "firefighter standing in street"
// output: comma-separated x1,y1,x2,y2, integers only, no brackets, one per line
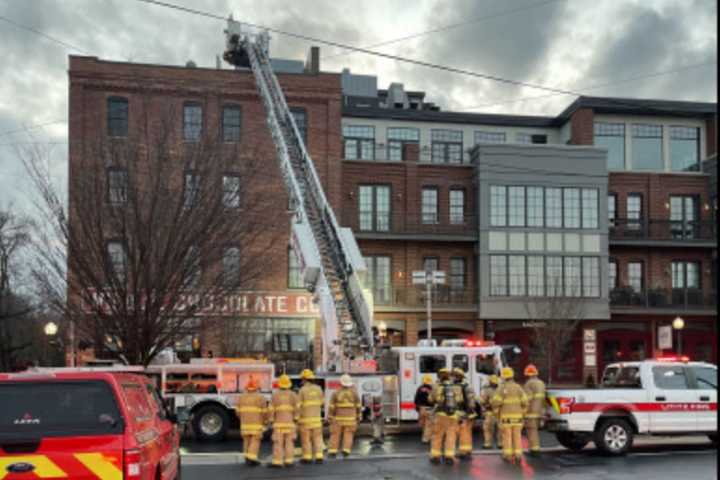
327,374,362,457
298,369,325,464
269,374,299,468
428,367,465,465
479,375,499,449
414,374,434,443
453,368,477,460
523,364,546,455
491,367,528,463
236,377,268,466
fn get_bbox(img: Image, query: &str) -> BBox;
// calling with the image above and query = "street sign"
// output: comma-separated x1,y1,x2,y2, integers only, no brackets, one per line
411,271,428,285
411,270,446,285
432,271,446,284
658,325,673,350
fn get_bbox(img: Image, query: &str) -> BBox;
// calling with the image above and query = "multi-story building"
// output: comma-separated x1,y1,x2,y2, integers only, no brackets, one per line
67,52,716,381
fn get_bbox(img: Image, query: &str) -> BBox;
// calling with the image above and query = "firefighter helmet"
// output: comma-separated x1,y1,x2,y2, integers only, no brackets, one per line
501,367,514,380
438,368,450,379
340,374,353,387
524,364,539,377
246,377,259,391
489,375,499,385
452,367,465,378
422,374,433,385
278,374,292,389
300,369,315,380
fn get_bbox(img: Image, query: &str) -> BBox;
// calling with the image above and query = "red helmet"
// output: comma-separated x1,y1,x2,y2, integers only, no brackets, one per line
524,364,539,377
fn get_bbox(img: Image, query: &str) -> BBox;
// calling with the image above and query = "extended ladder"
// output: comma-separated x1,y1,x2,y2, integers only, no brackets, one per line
223,20,374,372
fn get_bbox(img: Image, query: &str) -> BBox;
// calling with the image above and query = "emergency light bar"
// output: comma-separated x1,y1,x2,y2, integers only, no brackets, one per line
655,355,690,363
440,339,495,347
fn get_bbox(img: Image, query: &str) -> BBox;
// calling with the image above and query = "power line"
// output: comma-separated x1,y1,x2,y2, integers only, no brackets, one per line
322,0,562,60
0,120,68,138
0,15,90,54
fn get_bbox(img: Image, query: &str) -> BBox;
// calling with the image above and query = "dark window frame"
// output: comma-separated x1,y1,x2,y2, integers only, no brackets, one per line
182,102,203,142
106,167,128,206
421,186,440,224
430,129,464,164
449,188,466,225
358,184,392,232
387,127,420,161
290,107,308,145
287,246,303,289
221,104,242,143
343,125,375,160
107,96,129,138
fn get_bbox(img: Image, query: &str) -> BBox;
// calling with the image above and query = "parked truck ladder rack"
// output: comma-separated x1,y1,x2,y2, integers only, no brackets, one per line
223,19,374,373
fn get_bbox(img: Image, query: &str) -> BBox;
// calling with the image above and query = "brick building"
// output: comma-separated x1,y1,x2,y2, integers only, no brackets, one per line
67,53,717,381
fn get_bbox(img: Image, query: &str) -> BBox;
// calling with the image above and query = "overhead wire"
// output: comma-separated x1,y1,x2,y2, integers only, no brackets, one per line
0,14,90,54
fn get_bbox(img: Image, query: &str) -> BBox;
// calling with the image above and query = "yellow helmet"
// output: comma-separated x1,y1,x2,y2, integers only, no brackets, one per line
422,374,433,385
452,367,465,378
501,367,514,380
489,375,499,385
278,374,292,389
300,369,315,380
438,367,450,378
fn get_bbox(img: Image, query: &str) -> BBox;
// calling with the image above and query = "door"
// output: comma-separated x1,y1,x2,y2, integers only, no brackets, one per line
146,381,180,480
688,365,718,433
670,196,698,239
401,353,447,421
649,365,697,432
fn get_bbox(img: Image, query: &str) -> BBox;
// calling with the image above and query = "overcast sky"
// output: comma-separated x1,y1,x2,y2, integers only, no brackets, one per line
0,0,717,209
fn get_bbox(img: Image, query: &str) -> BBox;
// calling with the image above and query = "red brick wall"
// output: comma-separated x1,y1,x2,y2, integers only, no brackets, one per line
609,247,714,292
570,108,595,145
706,115,717,157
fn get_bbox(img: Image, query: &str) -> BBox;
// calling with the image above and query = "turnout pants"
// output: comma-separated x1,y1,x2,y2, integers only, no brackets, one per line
525,417,541,452
271,429,296,466
430,414,459,460
458,417,474,455
419,407,433,443
329,421,357,455
482,413,497,448
300,426,325,461
242,434,262,463
500,419,524,460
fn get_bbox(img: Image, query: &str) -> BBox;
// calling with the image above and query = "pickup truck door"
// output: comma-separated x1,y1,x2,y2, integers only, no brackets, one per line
648,365,697,433
687,365,717,432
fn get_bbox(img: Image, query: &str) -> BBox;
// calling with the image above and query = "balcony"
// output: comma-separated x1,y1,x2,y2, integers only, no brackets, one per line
610,218,716,247
373,286,477,312
610,286,716,314
347,212,478,241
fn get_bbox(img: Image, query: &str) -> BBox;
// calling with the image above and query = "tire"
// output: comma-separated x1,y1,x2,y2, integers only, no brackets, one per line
594,418,634,456
192,404,229,442
555,432,590,452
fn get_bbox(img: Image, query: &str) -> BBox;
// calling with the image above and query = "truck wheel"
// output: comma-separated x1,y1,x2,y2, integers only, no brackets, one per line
594,418,633,456
555,432,590,452
192,404,229,442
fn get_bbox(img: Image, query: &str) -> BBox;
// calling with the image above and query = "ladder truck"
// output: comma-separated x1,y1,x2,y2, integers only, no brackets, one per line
223,20,374,374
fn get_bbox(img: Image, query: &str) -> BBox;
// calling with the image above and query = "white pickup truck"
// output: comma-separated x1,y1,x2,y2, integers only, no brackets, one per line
545,357,717,455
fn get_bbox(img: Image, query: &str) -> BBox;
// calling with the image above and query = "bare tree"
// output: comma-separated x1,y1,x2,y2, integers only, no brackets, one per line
21,97,281,366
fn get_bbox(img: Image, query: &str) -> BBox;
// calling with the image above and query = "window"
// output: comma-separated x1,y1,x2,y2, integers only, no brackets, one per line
222,105,242,142
627,194,642,230
186,245,200,289
423,257,439,273
107,168,127,206
508,255,526,296
223,247,241,288
653,366,690,390
343,125,374,160
691,366,717,389
490,185,507,227
387,127,419,161
107,97,128,137
508,186,526,227
290,108,307,143
527,187,544,227
449,189,465,224
183,173,200,209
602,366,641,388
564,257,581,297
515,133,532,144
670,196,698,239
527,256,544,296
450,258,465,292
628,261,643,292
475,131,506,144
594,122,625,170
183,103,202,142
670,126,699,172
609,259,618,289
546,256,563,296
672,261,700,289
608,193,617,227
582,257,600,297
545,188,562,228
421,187,438,224
452,354,469,372
582,188,598,229
365,256,391,304
563,188,580,228
358,185,390,231
632,124,663,171
476,354,497,375
107,241,126,283
431,129,463,164
490,255,508,296
288,247,303,289
222,175,241,208
419,355,446,373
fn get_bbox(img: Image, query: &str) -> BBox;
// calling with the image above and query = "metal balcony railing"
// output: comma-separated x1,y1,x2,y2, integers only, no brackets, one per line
346,212,478,237
609,286,716,310
370,286,476,307
610,218,716,242
342,143,474,165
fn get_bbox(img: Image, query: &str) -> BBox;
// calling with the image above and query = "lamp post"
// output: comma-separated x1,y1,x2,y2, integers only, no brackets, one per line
672,316,685,355
44,322,58,366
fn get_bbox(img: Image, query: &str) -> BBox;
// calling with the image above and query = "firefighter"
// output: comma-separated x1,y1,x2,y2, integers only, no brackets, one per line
428,367,465,465
269,374,299,468
523,364,546,455
298,369,325,464
327,374,362,457
478,375,499,449
491,367,528,463
414,374,434,443
236,377,268,466
452,368,477,460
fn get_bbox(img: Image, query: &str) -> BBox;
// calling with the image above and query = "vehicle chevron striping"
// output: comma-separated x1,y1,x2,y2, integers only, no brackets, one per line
74,453,123,480
400,402,415,410
570,402,717,413
0,455,67,479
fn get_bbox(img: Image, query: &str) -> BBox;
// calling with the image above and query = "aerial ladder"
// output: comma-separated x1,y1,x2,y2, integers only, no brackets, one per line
223,20,374,372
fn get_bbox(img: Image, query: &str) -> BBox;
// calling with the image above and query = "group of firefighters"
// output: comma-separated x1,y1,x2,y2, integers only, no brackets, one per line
234,363,545,468
415,363,546,464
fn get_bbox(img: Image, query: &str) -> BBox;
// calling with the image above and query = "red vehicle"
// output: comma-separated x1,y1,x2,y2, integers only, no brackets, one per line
0,369,180,479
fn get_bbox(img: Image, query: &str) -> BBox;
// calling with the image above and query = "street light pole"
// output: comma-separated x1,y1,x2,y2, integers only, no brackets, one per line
426,272,432,341
672,316,685,356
